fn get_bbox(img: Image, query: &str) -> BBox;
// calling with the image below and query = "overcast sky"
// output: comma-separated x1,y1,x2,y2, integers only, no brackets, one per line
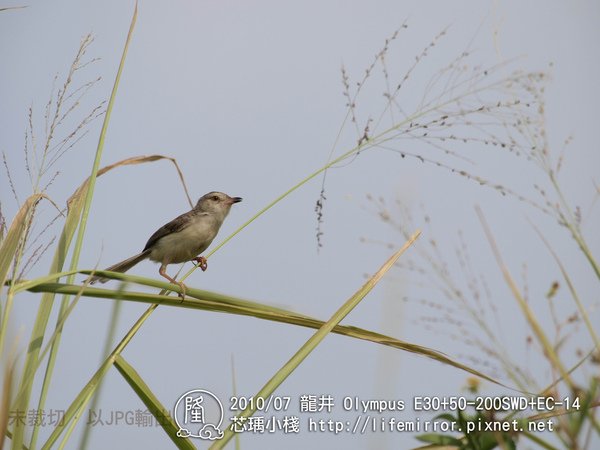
2,1,599,449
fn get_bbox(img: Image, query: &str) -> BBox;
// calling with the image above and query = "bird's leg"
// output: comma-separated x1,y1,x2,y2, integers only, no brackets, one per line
159,264,187,298
192,256,208,271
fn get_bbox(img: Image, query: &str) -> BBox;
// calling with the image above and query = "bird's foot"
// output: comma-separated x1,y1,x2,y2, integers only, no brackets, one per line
159,264,187,299
174,280,187,299
192,256,208,271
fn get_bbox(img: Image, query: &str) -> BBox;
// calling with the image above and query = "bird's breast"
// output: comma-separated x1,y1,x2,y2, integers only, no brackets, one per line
148,218,219,265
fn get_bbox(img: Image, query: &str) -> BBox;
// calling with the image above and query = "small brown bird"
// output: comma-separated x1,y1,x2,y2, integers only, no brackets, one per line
89,191,242,296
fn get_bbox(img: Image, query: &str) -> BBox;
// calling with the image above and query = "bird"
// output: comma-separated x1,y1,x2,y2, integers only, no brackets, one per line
89,191,242,297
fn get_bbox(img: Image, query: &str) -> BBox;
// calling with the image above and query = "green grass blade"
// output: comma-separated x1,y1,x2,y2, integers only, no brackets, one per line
2,194,48,450
26,276,506,387
68,1,138,270
0,345,16,450
0,193,45,355
32,5,138,449
31,152,193,448
211,230,421,448
10,285,84,411
39,304,156,450
77,298,122,450
0,194,45,288
113,355,196,450
17,153,90,450
30,233,513,449
6,152,190,420
10,269,82,293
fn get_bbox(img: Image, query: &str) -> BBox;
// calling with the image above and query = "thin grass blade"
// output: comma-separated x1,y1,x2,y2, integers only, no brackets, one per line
0,194,45,290
113,355,196,450
30,5,139,448
39,304,156,450
211,230,421,448
26,277,507,386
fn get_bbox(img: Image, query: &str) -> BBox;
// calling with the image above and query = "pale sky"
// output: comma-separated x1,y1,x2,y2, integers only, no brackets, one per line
2,1,599,449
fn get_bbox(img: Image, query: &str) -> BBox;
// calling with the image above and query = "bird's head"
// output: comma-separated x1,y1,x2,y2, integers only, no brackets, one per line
195,191,242,217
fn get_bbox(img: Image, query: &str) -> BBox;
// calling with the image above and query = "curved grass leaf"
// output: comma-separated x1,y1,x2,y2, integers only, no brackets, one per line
39,305,156,450
24,276,506,386
0,193,46,449
0,194,46,290
14,4,142,449
212,233,420,448
113,355,195,450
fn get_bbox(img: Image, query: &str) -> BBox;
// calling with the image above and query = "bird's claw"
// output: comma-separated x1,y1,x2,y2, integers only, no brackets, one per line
175,281,187,299
193,256,208,271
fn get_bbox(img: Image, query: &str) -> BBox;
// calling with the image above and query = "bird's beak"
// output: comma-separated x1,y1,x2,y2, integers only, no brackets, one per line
229,196,243,205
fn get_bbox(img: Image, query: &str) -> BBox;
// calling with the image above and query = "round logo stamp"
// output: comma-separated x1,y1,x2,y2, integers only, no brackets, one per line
173,389,224,440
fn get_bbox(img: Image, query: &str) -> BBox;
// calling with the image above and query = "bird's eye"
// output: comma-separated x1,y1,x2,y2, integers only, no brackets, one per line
212,196,219,201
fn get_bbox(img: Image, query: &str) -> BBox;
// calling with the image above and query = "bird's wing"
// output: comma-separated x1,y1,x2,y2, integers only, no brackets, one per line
143,210,207,252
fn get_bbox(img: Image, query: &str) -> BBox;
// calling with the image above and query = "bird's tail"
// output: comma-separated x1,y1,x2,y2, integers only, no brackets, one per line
88,250,151,284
